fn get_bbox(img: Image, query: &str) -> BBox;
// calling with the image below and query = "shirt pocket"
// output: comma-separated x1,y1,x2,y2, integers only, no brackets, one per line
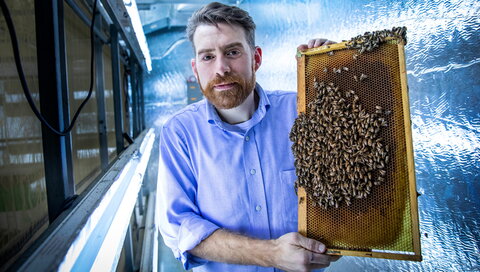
280,169,298,232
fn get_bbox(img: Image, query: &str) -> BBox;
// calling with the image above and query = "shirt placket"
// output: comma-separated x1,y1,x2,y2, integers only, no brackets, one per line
243,127,271,240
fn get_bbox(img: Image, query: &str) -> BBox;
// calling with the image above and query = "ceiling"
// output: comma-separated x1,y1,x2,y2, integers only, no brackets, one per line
135,0,242,35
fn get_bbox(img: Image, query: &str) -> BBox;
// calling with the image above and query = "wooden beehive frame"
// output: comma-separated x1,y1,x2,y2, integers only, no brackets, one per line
296,40,422,261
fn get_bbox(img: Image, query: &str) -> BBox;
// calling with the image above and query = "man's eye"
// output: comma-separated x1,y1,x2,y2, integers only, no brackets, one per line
227,50,240,57
202,55,214,61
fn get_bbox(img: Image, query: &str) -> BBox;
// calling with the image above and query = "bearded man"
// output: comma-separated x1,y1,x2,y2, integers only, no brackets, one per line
156,2,338,272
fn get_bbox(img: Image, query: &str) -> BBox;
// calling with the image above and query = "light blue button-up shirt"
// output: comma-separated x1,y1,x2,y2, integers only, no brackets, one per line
156,83,299,271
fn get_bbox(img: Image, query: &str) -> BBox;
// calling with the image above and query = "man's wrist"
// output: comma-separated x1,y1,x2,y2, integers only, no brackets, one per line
257,239,278,267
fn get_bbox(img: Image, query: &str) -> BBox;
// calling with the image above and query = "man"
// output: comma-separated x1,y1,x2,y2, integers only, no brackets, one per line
156,2,338,271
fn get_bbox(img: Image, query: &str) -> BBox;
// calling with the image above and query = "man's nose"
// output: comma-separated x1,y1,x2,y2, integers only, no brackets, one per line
215,55,231,76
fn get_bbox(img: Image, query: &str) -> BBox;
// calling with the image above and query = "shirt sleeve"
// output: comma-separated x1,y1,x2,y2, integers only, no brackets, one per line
155,121,220,270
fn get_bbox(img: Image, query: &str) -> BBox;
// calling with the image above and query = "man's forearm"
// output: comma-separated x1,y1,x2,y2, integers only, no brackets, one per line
188,229,276,267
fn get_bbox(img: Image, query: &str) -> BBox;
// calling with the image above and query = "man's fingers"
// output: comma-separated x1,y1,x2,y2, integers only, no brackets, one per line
297,44,309,52
330,254,342,262
299,39,337,52
309,252,332,265
313,38,328,47
325,39,336,45
296,234,326,253
302,251,341,271
308,263,332,270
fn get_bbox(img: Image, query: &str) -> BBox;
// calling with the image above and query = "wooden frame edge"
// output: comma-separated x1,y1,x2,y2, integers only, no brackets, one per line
297,37,400,57
398,42,422,259
298,187,307,236
297,53,307,237
298,41,348,56
326,249,422,262
297,55,306,114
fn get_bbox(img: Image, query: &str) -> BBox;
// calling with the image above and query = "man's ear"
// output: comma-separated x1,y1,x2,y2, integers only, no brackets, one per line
254,46,262,71
191,58,199,81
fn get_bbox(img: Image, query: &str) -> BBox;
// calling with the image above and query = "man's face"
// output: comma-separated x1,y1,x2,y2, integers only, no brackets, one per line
191,23,262,109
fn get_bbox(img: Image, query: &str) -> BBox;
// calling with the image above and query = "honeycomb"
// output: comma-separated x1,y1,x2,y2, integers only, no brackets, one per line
296,40,422,261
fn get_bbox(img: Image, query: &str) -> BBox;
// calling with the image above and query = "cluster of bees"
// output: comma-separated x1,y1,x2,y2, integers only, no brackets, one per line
346,26,407,54
290,79,390,209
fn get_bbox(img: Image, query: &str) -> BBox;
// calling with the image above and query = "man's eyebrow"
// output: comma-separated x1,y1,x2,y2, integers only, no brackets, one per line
197,42,245,55
223,42,244,50
197,48,214,55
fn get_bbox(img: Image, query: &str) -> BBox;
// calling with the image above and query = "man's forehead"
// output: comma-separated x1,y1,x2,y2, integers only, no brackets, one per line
193,23,248,51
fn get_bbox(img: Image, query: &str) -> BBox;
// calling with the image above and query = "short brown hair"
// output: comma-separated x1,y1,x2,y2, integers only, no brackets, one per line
186,2,256,51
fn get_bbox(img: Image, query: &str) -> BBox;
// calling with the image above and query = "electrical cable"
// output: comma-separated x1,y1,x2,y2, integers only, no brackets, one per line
0,0,99,136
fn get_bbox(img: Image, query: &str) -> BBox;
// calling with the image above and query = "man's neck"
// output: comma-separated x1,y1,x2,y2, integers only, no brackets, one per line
216,90,259,125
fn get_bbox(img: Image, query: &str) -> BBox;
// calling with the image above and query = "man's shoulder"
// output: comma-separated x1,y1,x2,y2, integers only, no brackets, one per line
162,100,206,129
264,90,297,106
265,89,297,97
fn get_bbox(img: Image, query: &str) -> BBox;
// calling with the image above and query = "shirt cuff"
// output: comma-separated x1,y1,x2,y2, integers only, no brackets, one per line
175,216,220,270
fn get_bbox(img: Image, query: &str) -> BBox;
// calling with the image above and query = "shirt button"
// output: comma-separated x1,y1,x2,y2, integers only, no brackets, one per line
255,205,261,212
245,136,250,142
250,169,256,175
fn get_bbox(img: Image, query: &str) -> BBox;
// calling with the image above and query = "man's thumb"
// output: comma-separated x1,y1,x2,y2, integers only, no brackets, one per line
297,235,326,254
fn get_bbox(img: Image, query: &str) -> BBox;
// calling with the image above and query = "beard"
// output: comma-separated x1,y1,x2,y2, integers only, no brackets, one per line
197,67,256,110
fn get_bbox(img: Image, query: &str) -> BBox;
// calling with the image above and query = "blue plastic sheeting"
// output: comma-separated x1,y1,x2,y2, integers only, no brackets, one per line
144,0,479,271
144,28,192,127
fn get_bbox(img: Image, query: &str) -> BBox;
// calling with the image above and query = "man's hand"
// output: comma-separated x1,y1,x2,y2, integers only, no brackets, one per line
297,38,336,52
188,230,339,271
270,232,340,272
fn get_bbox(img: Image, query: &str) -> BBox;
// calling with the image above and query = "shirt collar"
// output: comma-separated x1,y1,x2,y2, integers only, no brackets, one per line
206,83,271,132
